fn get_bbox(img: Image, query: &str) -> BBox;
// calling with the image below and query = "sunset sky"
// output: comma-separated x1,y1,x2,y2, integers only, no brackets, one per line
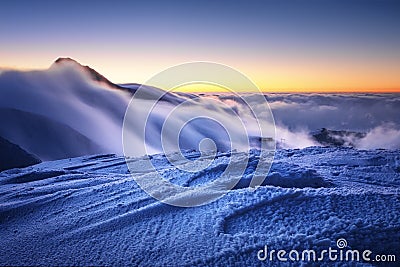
1,0,400,92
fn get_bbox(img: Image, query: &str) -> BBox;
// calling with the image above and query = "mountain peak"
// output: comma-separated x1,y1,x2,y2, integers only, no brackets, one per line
54,57,81,65
52,57,125,90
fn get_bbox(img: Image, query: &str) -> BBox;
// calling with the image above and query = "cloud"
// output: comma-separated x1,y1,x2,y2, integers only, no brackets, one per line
266,94,400,132
356,124,400,149
275,126,318,149
1,63,399,159
0,64,130,159
214,93,400,149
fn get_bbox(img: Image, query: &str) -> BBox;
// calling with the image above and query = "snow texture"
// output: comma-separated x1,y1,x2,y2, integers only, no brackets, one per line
1,147,399,266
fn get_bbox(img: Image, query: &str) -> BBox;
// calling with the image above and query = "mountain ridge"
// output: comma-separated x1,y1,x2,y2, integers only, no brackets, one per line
53,57,127,90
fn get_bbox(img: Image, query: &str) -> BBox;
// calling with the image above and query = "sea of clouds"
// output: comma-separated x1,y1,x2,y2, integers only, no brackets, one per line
0,62,399,160
215,93,400,149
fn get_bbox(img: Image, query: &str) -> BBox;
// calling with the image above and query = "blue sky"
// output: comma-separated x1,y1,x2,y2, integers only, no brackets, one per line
1,0,400,91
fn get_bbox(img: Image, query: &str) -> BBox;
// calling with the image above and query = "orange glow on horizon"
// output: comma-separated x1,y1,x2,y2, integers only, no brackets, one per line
172,87,400,93
1,53,400,93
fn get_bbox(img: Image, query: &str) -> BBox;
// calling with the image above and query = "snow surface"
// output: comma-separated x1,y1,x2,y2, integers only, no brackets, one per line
0,147,399,266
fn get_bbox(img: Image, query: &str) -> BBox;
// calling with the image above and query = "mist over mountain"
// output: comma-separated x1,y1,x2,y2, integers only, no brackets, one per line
52,58,183,105
311,128,366,147
53,57,127,90
0,60,129,161
0,58,399,167
0,58,264,162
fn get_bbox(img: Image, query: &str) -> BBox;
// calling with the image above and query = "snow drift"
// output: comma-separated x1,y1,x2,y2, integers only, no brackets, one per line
0,147,398,265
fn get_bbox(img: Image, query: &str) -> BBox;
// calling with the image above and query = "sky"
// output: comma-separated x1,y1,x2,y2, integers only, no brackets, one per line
1,0,400,92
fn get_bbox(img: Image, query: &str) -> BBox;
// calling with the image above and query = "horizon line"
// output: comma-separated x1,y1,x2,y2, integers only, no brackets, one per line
1,64,400,94
171,89,400,93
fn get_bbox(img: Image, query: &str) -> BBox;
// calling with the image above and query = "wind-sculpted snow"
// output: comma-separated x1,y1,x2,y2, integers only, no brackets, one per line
0,148,398,266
